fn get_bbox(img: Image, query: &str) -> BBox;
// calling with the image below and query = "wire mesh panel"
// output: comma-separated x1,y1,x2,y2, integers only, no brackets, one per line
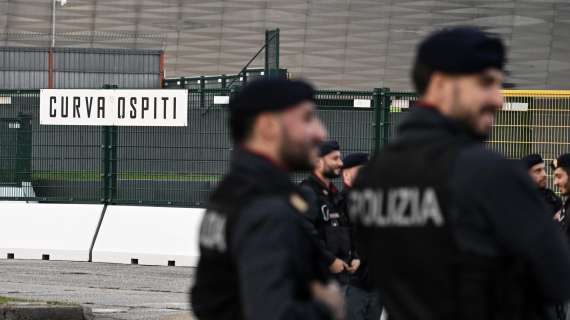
383,91,418,143
497,90,570,190
0,117,19,184
315,90,375,153
384,90,570,192
289,90,376,184
0,89,103,202
112,89,232,206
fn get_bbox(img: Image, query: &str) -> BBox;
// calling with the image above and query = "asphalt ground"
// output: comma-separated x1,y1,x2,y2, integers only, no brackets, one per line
0,259,194,320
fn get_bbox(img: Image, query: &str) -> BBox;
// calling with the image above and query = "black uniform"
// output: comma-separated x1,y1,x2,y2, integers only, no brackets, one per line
191,148,331,320
541,188,563,217
350,107,570,320
558,198,570,242
301,175,356,284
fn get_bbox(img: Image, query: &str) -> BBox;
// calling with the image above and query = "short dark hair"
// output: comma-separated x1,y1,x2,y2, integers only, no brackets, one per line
411,61,434,96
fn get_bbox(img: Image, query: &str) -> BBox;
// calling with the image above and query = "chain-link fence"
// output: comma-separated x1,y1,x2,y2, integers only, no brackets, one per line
1,88,569,206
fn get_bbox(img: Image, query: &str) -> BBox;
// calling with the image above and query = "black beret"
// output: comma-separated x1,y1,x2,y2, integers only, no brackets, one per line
229,78,315,117
521,154,543,169
342,152,369,169
416,27,506,74
319,140,340,157
553,154,570,170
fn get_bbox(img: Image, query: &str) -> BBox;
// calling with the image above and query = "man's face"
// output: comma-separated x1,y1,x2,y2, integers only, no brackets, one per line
277,101,327,171
447,69,504,138
319,150,343,179
342,165,363,188
528,162,547,189
554,167,569,196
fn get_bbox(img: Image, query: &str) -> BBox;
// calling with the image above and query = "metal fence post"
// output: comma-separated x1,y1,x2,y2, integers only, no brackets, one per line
381,88,391,147
15,112,32,183
373,87,392,152
265,29,280,78
200,76,205,108
101,127,110,203
101,84,118,203
373,88,382,153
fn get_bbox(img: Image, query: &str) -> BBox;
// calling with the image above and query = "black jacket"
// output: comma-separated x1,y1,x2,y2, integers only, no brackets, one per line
301,176,355,264
351,107,570,320
191,148,331,320
541,188,563,217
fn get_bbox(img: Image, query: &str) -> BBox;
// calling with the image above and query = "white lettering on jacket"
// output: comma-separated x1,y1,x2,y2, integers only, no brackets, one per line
349,188,444,227
199,210,227,252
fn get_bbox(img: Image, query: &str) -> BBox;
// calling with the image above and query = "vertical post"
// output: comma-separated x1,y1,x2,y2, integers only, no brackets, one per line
48,48,54,89
51,0,56,48
200,76,205,108
265,29,280,78
101,84,118,203
373,88,382,153
109,126,118,202
159,51,165,88
381,88,391,148
101,127,110,203
15,113,33,183
373,88,391,152
102,125,118,203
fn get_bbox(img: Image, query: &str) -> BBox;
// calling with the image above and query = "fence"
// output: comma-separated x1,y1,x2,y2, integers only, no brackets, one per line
1,89,569,207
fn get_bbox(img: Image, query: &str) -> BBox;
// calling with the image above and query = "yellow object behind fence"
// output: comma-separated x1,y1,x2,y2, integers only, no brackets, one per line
488,90,570,188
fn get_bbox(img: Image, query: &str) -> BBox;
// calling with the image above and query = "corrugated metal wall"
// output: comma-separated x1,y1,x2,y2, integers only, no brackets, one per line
0,47,162,89
0,48,48,89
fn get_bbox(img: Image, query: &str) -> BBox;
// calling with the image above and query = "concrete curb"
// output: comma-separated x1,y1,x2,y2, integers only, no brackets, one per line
0,304,93,320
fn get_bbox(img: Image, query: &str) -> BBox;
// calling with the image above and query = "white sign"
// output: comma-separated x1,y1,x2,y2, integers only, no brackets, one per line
213,96,230,105
40,89,188,126
502,102,529,112
392,99,410,109
353,99,371,108
0,96,11,104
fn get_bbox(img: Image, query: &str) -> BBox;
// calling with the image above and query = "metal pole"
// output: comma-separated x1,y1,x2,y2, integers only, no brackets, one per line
51,0,56,48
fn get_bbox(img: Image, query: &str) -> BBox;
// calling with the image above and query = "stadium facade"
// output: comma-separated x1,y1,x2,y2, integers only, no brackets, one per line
0,0,569,90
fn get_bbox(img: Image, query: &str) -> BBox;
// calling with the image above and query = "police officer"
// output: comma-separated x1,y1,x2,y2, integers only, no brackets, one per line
552,154,570,236
349,27,570,320
341,153,383,320
522,154,562,218
301,141,357,285
191,78,344,320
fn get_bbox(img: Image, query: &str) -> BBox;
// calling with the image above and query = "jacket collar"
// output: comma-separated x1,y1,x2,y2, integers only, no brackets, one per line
394,106,484,145
230,147,294,192
308,174,339,195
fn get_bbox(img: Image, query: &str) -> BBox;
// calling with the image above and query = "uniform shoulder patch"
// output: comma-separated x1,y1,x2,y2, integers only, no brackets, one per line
290,193,309,214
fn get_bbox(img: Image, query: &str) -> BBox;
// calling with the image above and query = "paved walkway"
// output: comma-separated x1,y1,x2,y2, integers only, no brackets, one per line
0,260,194,320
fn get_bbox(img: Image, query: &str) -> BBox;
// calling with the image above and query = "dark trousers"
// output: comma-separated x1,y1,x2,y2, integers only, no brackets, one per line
345,285,382,320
